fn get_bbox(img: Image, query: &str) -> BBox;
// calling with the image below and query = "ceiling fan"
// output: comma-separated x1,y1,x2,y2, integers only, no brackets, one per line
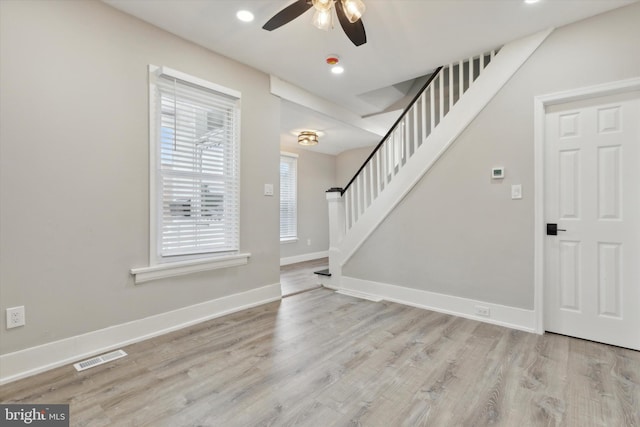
263,0,367,47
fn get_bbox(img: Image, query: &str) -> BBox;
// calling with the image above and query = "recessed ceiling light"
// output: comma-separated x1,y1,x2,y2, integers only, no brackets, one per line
236,10,254,22
524,0,540,4
331,65,344,74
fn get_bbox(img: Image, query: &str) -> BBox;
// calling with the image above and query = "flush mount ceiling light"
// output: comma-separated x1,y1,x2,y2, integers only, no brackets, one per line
236,10,255,22
263,0,367,46
298,131,319,146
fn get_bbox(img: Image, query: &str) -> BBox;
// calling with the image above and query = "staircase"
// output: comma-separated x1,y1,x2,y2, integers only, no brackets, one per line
343,50,497,228
323,29,552,291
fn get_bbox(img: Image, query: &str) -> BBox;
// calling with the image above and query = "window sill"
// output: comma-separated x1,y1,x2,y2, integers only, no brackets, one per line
130,253,251,284
280,238,298,244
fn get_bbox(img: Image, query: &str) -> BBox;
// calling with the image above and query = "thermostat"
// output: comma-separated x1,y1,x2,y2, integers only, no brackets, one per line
491,167,505,179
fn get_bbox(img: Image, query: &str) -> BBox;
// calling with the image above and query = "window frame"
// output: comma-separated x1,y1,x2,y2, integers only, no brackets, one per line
131,65,249,283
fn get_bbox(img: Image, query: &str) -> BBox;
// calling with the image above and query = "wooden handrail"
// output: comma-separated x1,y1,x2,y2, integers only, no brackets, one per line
341,66,443,195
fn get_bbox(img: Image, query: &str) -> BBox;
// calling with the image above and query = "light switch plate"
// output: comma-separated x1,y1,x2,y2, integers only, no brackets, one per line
511,184,522,199
264,184,274,196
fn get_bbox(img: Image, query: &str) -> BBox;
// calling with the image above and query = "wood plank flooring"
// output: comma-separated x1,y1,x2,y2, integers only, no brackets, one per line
1,287,639,426
279,258,327,296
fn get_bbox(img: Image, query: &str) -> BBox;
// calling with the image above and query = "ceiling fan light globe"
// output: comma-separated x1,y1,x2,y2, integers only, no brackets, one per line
312,0,333,12
342,0,365,23
312,9,332,31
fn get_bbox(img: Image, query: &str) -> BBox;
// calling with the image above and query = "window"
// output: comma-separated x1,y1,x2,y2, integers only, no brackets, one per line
130,66,248,283
280,152,298,242
151,66,241,261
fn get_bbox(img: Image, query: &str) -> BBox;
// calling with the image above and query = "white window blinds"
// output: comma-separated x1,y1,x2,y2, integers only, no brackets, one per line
153,70,241,258
280,153,298,241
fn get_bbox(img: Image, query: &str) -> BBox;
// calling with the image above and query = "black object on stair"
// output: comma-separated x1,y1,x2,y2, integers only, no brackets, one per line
314,269,331,277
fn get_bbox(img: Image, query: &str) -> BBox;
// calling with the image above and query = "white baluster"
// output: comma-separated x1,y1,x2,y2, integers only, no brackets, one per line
379,143,385,189
490,49,495,61
353,174,362,221
360,175,364,215
391,128,400,173
351,186,358,226
368,162,374,206
403,120,408,164
413,103,418,154
376,149,382,195
448,64,454,112
385,135,390,178
438,71,444,122
459,60,464,99
402,120,408,165
421,92,427,141
480,52,485,70
386,138,392,183
430,85,435,132
361,165,367,208
345,188,350,228
360,171,367,211
393,128,399,174
388,133,394,178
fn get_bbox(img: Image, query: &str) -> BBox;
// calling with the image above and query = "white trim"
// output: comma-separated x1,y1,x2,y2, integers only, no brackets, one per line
533,76,640,334
148,65,159,265
0,283,281,385
280,250,329,266
156,65,242,99
340,277,536,333
130,253,251,284
280,151,299,158
338,29,553,267
270,75,387,136
336,289,382,302
148,64,242,265
280,238,299,244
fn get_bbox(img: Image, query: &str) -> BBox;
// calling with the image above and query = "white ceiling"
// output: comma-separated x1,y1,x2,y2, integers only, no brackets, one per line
104,0,635,155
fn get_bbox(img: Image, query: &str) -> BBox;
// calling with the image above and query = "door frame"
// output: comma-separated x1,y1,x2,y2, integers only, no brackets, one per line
533,77,640,335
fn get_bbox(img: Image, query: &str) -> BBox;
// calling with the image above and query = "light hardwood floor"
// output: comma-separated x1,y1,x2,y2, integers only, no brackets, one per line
279,258,327,297
1,288,638,426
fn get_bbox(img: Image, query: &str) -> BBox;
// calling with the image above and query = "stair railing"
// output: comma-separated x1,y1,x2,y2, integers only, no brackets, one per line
341,49,499,231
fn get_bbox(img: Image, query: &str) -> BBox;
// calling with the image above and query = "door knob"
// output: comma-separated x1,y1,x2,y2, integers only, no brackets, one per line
546,223,566,236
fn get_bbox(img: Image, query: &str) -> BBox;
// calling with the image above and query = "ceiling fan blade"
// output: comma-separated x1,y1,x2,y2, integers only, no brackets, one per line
334,0,367,46
263,0,313,31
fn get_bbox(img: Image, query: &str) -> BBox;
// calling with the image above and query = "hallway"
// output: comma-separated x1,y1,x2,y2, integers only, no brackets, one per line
280,258,328,297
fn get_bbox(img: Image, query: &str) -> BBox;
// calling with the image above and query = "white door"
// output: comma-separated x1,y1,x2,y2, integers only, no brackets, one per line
544,90,640,350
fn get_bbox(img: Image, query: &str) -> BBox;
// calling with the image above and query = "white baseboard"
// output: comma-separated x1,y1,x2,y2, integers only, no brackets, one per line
280,250,328,266
336,289,382,302
0,283,282,385
340,277,536,333
319,276,338,290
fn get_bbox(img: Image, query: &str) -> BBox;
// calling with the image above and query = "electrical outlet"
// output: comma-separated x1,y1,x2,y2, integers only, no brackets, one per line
474,305,490,317
6,306,25,329
307,239,311,246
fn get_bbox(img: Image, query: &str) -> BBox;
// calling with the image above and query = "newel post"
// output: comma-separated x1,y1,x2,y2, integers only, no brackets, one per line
325,187,345,288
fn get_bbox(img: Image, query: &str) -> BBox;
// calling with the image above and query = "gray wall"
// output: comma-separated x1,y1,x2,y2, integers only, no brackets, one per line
0,0,280,354
279,147,335,259
343,3,640,309
336,147,373,188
